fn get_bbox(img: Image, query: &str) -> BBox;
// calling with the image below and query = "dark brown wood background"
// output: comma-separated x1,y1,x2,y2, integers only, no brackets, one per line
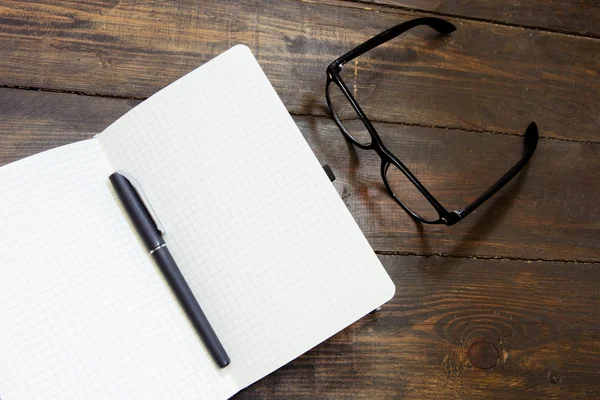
0,0,598,398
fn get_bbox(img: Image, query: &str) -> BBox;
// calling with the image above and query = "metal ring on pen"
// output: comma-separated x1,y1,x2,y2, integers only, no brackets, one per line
149,243,167,255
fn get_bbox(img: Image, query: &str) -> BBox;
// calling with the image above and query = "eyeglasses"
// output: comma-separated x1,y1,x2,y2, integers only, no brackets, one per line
325,17,539,226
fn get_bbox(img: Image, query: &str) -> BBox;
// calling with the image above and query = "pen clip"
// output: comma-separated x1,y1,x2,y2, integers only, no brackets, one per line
116,170,167,235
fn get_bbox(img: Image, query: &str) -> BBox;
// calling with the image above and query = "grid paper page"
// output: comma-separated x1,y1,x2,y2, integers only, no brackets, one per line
0,141,237,399
97,45,395,391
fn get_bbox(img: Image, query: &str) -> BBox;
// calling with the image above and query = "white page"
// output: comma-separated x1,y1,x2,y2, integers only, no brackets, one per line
97,45,395,392
0,141,236,399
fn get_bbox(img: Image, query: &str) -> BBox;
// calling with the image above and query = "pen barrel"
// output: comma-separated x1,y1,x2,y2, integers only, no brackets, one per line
152,246,231,368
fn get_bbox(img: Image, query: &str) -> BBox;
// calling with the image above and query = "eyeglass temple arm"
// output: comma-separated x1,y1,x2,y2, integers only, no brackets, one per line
447,122,539,225
334,17,457,67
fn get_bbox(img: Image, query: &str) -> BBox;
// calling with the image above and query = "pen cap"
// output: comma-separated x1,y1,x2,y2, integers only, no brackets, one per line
109,172,165,252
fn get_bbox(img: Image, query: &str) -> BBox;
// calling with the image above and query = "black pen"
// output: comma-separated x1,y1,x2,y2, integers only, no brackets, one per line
109,172,230,368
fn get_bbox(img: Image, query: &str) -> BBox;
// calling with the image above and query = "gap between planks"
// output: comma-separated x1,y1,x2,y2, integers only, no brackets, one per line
1,85,596,145
376,250,600,265
330,0,600,39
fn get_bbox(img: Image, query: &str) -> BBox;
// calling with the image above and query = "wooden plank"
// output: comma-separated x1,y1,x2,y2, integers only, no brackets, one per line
0,88,138,164
300,116,600,262
1,88,598,261
358,0,600,37
0,0,598,142
235,255,600,399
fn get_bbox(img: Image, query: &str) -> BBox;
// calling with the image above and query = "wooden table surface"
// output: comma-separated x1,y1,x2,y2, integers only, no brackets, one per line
1,0,598,398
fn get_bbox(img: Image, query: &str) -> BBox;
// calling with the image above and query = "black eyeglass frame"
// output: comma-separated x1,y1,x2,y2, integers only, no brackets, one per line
325,17,539,226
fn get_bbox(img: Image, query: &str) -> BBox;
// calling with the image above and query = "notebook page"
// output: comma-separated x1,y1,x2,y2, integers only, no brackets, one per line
0,141,236,399
97,45,395,391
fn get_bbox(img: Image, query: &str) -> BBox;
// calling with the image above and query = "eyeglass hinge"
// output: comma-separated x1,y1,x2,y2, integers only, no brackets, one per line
328,60,342,73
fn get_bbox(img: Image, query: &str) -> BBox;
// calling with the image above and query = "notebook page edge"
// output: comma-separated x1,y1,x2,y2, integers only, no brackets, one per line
0,138,96,170
234,278,396,393
94,45,250,145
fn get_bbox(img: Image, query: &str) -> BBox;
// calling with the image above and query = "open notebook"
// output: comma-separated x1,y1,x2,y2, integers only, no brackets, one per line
0,45,394,399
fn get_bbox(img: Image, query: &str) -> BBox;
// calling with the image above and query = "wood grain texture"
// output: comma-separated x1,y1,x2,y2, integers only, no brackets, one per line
234,255,600,399
0,88,138,164
357,0,600,37
1,88,598,261
0,0,598,142
302,116,600,262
